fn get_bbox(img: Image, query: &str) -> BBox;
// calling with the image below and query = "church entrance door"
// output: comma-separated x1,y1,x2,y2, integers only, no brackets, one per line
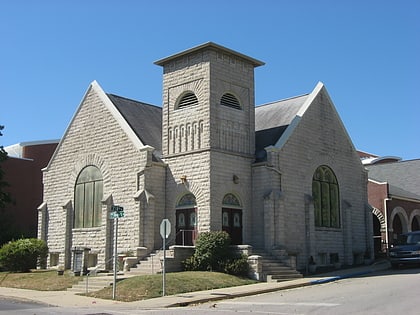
222,208,242,245
175,208,196,246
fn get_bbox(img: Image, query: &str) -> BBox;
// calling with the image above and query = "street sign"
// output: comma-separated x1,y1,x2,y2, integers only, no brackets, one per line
160,219,171,297
160,219,171,239
111,205,123,212
110,212,119,219
110,205,124,219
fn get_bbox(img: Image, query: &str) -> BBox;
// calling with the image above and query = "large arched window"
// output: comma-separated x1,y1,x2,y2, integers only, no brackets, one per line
74,166,103,228
312,165,340,228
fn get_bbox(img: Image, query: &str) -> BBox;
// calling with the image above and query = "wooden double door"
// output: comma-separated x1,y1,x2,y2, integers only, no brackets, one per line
175,207,243,246
222,208,243,245
175,208,197,246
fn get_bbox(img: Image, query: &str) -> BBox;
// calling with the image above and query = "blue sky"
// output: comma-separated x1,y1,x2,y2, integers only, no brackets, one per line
1,0,419,160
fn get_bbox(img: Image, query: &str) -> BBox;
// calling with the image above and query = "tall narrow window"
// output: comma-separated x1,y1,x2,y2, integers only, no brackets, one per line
312,165,340,228
74,166,103,228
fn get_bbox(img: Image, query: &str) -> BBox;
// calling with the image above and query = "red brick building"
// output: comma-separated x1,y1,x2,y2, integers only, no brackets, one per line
360,152,420,257
2,140,58,244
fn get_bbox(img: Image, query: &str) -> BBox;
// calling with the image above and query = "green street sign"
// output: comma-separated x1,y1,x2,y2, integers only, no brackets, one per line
111,205,123,212
110,205,124,219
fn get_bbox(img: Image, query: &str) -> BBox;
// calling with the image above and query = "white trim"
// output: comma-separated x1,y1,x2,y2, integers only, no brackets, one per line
273,82,323,149
368,178,388,185
44,81,146,171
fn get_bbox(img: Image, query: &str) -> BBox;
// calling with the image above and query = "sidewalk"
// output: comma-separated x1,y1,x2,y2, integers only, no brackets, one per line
0,260,391,310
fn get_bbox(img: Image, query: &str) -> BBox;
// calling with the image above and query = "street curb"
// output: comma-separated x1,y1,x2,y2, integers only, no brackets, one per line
309,261,391,285
167,261,392,308
165,282,313,307
309,271,371,285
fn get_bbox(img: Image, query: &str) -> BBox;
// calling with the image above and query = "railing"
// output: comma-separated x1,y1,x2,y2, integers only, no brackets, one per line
175,229,196,246
84,230,197,292
85,256,115,294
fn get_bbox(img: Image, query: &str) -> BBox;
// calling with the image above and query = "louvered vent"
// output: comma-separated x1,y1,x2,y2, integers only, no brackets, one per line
220,93,241,109
178,92,198,108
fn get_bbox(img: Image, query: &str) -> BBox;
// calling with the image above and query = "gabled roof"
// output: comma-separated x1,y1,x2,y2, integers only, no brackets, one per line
388,184,420,201
44,81,163,170
255,94,309,131
366,159,420,199
107,94,162,156
255,94,308,161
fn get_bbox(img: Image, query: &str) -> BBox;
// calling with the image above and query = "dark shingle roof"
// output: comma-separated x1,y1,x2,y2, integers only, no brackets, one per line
366,159,420,199
107,94,162,157
254,94,308,161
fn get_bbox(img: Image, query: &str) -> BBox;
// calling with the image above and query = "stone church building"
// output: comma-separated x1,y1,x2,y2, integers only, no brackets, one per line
38,42,373,274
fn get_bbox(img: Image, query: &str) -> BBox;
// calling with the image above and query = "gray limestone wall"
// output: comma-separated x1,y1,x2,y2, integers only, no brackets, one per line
40,86,161,269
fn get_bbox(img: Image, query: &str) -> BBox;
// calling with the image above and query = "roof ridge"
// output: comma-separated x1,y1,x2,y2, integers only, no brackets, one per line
107,93,160,109
257,93,309,108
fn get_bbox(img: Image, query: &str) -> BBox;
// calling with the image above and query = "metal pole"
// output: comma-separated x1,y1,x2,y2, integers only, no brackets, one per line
162,222,166,296
112,217,118,300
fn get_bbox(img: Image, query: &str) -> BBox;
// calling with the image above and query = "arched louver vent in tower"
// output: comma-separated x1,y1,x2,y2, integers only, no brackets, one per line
177,92,198,109
220,93,241,109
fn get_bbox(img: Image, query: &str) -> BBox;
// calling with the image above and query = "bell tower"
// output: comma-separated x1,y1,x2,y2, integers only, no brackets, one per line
155,42,264,242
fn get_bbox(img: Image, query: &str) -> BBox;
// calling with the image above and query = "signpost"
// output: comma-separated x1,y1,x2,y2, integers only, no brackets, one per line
110,205,124,300
160,219,171,296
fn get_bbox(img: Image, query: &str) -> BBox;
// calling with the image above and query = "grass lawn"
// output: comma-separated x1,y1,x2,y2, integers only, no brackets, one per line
0,270,257,301
86,271,257,302
0,270,80,291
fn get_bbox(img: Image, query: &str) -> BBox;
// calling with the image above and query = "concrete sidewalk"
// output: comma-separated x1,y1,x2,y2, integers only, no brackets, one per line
0,260,391,311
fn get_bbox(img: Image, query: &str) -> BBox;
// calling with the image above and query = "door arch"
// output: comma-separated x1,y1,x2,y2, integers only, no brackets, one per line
175,193,197,246
222,193,242,245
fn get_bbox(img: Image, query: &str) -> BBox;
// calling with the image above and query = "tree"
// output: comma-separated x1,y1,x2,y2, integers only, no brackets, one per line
0,125,11,210
0,125,16,245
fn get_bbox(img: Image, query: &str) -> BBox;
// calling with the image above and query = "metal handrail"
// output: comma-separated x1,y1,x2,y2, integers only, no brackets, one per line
85,256,115,294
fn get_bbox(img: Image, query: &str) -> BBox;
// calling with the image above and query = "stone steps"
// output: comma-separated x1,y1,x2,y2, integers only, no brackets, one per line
252,249,303,282
67,272,127,293
126,249,173,275
68,275,114,293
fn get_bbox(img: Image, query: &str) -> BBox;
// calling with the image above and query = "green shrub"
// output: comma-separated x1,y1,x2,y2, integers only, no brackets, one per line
191,231,231,271
0,238,48,272
222,254,250,277
183,231,249,277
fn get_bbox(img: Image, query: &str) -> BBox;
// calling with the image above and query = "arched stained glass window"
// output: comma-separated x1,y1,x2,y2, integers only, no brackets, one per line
312,165,340,228
222,193,241,207
177,193,197,208
74,166,103,228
